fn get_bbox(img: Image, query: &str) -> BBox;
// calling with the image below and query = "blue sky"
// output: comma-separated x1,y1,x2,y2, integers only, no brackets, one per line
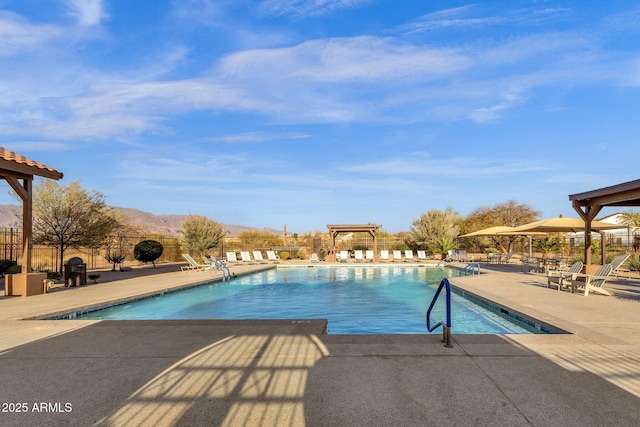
1,0,640,233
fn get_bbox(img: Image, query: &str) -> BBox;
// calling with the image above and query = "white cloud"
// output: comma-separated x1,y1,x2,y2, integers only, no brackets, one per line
0,11,63,56
66,0,108,26
258,0,372,18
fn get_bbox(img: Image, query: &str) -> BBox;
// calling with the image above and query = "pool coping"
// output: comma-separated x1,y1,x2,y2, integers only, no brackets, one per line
33,264,565,336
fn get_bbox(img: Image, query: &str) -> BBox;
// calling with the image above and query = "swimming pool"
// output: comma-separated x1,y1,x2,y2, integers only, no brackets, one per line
72,266,543,334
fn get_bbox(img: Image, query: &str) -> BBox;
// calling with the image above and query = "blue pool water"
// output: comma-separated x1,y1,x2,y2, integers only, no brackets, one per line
74,266,540,334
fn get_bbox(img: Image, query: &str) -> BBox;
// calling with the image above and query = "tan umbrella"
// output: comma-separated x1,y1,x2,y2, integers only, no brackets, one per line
505,217,627,264
460,226,546,237
506,217,624,234
460,226,546,257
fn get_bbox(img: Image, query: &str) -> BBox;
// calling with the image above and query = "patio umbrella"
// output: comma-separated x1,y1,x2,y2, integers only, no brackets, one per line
506,217,624,234
505,217,626,265
460,226,546,257
460,226,547,237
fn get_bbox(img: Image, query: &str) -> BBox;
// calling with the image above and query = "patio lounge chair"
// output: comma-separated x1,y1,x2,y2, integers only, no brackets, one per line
380,250,390,262
310,253,319,263
610,254,630,278
253,251,268,264
417,250,428,262
354,250,364,262
240,251,255,265
569,263,614,296
457,250,469,262
181,254,211,272
365,250,375,262
404,250,414,262
226,252,238,264
547,261,583,290
393,250,402,263
266,250,280,264
338,250,350,263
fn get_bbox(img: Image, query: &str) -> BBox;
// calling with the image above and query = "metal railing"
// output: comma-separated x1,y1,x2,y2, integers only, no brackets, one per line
426,278,453,348
460,262,481,276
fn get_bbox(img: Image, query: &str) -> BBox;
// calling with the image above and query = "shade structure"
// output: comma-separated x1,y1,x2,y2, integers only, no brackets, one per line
460,226,547,237
506,217,624,234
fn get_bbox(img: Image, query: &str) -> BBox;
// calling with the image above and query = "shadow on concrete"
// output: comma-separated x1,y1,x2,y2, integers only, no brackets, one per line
1,321,639,426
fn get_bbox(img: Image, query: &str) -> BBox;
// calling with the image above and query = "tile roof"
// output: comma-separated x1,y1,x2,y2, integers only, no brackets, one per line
0,147,63,179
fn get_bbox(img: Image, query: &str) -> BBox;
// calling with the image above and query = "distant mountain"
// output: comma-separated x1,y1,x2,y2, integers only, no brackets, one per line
0,204,280,236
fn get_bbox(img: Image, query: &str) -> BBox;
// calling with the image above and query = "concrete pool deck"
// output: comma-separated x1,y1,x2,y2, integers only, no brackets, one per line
1,262,640,426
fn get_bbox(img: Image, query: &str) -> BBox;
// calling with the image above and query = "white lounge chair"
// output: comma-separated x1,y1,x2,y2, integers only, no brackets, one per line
380,250,390,262
181,254,211,272
365,250,375,262
354,250,364,262
417,250,428,262
404,250,414,262
457,250,469,262
253,251,268,264
226,252,238,264
266,250,280,264
338,250,350,263
569,264,614,296
310,253,319,263
393,250,402,263
240,251,255,264
547,261,583,290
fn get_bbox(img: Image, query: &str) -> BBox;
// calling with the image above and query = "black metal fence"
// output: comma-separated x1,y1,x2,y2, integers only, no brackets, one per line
0,228,182,272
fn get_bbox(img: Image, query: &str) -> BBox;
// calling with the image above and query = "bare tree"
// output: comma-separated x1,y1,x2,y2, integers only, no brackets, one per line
32,180,118,273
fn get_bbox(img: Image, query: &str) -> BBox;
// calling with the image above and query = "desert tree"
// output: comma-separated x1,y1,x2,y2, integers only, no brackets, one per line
409,207,461,257
32,180,119,273
180,215,225,258
461,200,540,254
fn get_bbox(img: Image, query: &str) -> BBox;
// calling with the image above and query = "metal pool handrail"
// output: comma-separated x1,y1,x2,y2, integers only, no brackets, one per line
426,278,453,348
460,262,481,276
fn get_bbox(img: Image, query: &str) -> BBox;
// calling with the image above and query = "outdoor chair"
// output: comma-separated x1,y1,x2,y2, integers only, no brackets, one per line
404,250,414,262
380,250,390,262
240,251,255,264
365,250,375,262
547,261,583,291
569,263,614,296
226,252,238,264
610,254,631,278
266,250,280,264
338,250,350,263
417,250,428,262
393,250,403,262
181,254,211,272
354,250,364,262
310,253,319,263
253,251,268,264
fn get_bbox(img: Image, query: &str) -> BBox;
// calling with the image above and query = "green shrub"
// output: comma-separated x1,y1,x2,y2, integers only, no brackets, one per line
6,264,21,274
296,250,306,259
134,240,164,267
0,259,17,276
279,251,290,260
627,254,640,272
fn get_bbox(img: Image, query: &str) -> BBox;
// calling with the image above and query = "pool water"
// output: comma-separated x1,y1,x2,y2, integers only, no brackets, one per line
74,266,540,334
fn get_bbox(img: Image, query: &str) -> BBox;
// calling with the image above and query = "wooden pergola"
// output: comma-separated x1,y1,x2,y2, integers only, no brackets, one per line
1,147,63,296
569,178,640,266
327,224,380,262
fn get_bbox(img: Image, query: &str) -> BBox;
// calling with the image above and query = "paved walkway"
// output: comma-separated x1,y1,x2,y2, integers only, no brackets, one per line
0,262,639,426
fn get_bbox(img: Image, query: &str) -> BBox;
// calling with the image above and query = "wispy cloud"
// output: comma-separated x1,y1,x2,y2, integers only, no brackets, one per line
258,0,372,18
66,0,108,26
0,11,63,56
211,132,311,143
